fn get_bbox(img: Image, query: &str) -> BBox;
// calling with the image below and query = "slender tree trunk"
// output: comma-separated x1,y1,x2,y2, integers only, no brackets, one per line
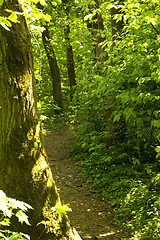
87,0,108,64
62,0,76,98
111,1,123,66
42,25,63,112
65,25,76,94
0,1,81,239
104,1,124,144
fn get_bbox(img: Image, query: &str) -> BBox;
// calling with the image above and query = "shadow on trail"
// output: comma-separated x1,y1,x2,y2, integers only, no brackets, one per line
44,124,130,240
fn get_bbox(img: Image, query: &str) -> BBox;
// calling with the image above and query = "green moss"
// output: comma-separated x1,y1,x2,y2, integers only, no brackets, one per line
0,2,79,239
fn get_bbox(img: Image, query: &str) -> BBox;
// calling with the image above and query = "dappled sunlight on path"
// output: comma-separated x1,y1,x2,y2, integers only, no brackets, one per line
44,124,130,240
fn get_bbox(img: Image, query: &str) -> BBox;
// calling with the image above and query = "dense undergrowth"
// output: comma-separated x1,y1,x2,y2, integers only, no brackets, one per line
39,78,160,240
68,121,160,240
65,2,160,239
5,0,160,239
39,92,160,240
33,0,160,239
66,33,160,238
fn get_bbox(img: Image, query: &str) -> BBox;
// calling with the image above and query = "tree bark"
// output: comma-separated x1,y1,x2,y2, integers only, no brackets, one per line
65,25,76,94
111,1,123,66
0,1,81,239
62,0,76,98
42,25,63,112
111,5,123,42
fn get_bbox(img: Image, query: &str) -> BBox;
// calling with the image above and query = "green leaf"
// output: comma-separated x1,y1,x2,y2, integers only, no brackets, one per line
51,204,72,214
37,220,50,227
8,12,18,23
0,0,3,6
0,218,10,226
39,0,46,6
84,12,97,21
99,52,107,58
114,13,123,22
42,14,51,22
113,111,122,122
16,211,31,226
84,13,92,21
0,18,12,27
132,158,140,165
151,120,160,128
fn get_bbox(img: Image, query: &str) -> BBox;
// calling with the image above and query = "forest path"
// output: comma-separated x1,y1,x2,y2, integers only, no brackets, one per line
44,124,129,240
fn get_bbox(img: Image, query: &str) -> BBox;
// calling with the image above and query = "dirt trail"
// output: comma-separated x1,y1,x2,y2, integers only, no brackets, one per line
44,124,129,240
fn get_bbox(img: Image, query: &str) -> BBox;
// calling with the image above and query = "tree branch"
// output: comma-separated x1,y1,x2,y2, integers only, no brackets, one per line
150,22,160,35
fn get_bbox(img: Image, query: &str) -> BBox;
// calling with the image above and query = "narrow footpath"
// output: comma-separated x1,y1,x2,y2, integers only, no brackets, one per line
44,124,130,240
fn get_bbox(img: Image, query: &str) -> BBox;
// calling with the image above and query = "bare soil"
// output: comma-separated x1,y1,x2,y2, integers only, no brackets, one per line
44,124,130,240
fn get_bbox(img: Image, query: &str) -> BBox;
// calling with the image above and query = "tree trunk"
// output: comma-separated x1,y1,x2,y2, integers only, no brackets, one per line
65,25,76,96
62,0,76,98
42,25,63,112
87,0,108,64
111,1,123,66
0,1,81,239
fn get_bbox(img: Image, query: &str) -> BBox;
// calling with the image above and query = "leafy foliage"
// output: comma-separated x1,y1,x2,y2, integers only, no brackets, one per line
65,0,160,239
3,0,160,237
51,204,72,215
2,0,160,237
0,190,31,239
16,0,160,238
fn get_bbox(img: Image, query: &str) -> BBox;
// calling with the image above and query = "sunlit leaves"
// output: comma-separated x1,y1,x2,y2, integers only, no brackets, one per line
0,190,32,227
8,12,18,22
0,0,51,31
0,15,12,30
0,6,20,30
51,204,72,214
0,230,30,240
24,0,46,5
63,1,160,239
84,11,97,21
23,4,51,24
16,210,31,226
0,0,3,6
84,13,92,21
25,0,46,5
